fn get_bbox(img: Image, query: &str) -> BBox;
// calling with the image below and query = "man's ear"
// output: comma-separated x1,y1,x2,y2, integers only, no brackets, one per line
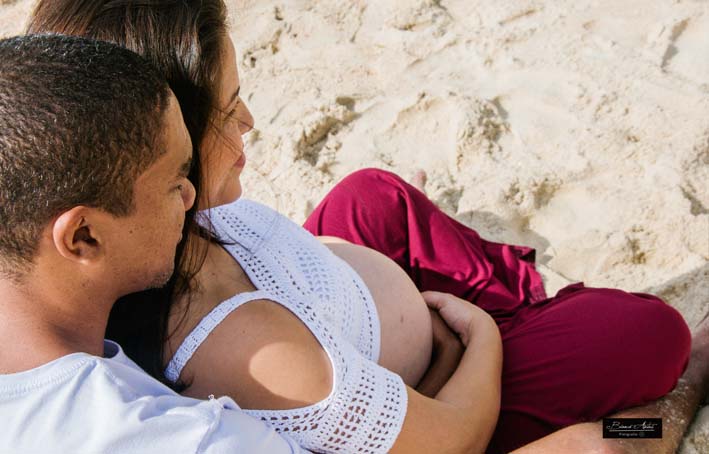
52,207,104,264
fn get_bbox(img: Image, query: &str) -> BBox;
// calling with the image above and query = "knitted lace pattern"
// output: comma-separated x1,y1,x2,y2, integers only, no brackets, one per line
165,200,408,453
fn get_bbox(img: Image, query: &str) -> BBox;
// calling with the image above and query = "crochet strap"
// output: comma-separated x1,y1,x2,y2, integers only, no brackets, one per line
164,289,271,383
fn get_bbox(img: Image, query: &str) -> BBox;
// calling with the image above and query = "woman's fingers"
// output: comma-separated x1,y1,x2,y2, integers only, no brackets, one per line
420,290,449,310
421,291,476,345
429,308,459,348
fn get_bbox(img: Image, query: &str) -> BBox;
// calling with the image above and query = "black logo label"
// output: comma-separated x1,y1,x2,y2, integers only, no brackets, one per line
603,418,662,439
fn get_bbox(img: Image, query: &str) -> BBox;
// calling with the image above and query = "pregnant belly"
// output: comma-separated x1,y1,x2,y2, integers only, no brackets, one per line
322,240,433,387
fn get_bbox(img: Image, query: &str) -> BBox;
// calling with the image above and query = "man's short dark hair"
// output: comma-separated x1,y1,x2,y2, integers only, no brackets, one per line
0,34,171,276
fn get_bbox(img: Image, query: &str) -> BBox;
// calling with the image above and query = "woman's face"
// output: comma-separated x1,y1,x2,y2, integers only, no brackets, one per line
198,35,254,209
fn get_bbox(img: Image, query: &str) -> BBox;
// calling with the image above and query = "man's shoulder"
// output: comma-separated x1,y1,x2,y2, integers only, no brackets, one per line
0,343,307,453
0,348,201,452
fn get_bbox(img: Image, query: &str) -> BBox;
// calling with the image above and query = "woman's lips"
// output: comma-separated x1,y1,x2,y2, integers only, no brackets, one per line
235,153,246,168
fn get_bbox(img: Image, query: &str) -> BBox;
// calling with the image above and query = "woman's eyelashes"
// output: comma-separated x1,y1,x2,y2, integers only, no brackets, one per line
225,98,240,120
224,98,253,132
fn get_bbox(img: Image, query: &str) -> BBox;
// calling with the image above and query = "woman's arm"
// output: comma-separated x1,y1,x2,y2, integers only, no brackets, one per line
415,309,464,398
179,294,501,454
390,291,503,454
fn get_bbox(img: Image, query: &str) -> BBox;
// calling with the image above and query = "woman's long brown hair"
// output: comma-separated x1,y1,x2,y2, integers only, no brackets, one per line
27,0,229,390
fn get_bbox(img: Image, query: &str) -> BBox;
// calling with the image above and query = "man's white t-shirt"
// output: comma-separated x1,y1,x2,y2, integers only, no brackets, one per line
0,340,309,454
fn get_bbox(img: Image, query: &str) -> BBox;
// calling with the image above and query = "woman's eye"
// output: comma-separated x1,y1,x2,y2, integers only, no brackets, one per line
225,99,240,120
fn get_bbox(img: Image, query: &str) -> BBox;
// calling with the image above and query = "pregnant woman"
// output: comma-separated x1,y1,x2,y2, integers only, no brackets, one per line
28,1,694,453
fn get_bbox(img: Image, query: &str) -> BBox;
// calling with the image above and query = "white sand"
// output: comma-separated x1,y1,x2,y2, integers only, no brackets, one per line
2,0,708,450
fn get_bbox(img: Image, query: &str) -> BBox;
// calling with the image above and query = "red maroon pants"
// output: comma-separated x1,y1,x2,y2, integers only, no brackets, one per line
303,168,691,453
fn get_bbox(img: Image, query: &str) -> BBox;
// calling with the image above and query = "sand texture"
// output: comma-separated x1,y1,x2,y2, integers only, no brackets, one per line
2,0,708,451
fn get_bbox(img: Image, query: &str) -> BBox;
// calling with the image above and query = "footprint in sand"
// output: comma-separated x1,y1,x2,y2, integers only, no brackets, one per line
662,15,709,85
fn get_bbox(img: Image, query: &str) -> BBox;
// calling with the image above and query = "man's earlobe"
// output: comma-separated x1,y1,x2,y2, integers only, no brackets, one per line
52,207,103,263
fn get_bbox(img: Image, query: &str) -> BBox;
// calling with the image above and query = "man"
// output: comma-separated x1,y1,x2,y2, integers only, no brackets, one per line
0,34,308,453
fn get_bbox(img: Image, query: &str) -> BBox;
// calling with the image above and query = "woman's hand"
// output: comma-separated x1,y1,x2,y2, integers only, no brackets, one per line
421,291,495,346
430,308,464,361
392,291,502,454
415,309,464,397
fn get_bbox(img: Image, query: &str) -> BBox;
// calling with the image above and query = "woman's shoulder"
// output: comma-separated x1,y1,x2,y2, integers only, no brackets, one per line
180,297,334,411
206,198,282,228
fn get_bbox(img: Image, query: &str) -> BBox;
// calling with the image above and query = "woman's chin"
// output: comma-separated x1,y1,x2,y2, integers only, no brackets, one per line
224,181,243,204
198,182,242,210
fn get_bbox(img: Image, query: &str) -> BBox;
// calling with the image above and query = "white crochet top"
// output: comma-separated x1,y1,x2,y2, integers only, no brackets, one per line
164,199,408,453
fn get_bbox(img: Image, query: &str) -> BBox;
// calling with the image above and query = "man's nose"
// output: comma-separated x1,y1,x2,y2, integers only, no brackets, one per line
182,180,196,211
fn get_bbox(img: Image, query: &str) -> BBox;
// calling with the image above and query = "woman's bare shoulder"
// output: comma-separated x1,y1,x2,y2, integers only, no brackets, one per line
180,298,333,410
